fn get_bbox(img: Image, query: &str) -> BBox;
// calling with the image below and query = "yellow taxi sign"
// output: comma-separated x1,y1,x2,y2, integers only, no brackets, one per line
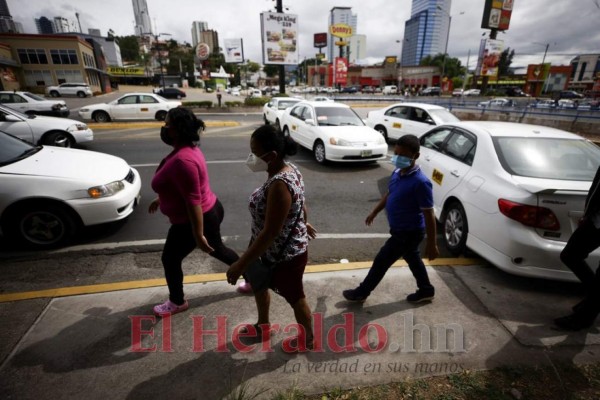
392,122,402,128
432,169,444,185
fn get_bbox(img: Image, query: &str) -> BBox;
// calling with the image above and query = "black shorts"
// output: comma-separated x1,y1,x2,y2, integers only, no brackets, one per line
270,251,308,305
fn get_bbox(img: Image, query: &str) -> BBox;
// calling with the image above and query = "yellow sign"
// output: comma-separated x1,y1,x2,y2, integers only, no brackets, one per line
329,23,353,38
432,169,444,185
335,41,348,47
107,66,147,76
393,123,402,129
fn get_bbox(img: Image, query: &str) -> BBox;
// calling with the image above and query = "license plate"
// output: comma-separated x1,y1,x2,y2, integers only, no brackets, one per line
360,150,372,157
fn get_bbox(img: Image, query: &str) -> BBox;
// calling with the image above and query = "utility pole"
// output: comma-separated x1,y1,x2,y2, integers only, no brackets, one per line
275,0,285,94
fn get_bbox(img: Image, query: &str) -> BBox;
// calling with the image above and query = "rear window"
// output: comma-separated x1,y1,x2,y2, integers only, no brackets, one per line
494,137,600,181
428,109,460,123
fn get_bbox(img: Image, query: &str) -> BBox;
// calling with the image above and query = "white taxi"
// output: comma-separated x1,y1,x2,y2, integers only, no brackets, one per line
262,97,302,128
78,93,181,122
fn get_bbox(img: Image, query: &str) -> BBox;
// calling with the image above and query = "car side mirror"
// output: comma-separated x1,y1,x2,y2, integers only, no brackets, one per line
305,119,316,126
4,115,21,122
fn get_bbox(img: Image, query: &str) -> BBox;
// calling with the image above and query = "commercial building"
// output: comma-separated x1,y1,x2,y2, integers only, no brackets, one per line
568,54,600,92
402,0,451,66
327,7,357,62
0,33,111,94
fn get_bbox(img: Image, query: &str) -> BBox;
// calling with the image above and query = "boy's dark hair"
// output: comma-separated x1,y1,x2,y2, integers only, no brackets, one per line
251,125,298,159
167,107,205,145
395,134,420,154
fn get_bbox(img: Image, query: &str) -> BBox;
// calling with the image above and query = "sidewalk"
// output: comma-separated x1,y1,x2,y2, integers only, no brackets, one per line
0,263,598,399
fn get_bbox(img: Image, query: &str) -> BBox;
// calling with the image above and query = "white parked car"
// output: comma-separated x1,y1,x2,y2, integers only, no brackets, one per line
463,89,481,96
418,121,600,281
280,101,388,164
0,91,69,117
45,83,93,98
312,96,334,102
262,97,303,128
249,89,263,98
0,131,141,248
78,93,181,122
365,102,460,141
477,98,516,108
0,104,92,147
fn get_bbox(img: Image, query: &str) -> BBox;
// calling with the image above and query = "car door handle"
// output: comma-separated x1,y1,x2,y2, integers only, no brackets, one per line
425,155,431,161
451,170,460,177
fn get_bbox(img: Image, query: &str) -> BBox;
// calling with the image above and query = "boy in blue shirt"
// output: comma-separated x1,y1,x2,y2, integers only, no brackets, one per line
343,134,439,303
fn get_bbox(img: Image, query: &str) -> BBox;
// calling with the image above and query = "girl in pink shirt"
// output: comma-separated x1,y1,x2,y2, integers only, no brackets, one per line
149,108,239,316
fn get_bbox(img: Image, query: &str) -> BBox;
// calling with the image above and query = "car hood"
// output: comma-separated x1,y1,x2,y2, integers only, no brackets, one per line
25,115,84,128
511,175,591,194
319,125,382,140
3,146,130,183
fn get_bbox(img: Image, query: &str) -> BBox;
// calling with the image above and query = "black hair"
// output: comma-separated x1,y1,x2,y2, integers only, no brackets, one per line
395,134,420,154
251,125,297,159
167,107,205,145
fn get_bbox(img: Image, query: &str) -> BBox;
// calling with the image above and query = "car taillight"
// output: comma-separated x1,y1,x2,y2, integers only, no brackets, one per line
498,199,560,231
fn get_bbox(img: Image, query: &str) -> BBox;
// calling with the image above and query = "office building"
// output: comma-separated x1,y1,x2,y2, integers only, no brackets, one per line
348,34,366,64
0,0,16,33
200,30,219,55
53,17,71,33
402,0,451,66
35,17,55,34
13,21,23,33
328,7,357,62
132,0,152,36
191,21,208,47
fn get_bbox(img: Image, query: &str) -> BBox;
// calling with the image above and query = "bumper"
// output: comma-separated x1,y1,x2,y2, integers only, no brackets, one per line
325,143,388,162
71,128,94,144
467,228,600,282
66,168,142,226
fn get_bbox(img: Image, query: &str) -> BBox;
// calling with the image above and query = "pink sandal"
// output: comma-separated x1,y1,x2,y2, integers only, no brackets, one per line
153,299,189,317
236,281,253,294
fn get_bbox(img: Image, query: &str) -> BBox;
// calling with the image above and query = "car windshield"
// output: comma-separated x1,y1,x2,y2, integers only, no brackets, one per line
23,92,46,101
429,109,460,123
494,137,600,181
278,100,299,110
0,131,41,166
315,107,364,126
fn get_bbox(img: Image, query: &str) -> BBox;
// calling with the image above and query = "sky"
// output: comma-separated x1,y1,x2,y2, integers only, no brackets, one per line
8,0,600,71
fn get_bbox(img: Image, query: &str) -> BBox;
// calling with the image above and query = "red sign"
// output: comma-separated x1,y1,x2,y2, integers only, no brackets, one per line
314,33,327,48
335,57,348,85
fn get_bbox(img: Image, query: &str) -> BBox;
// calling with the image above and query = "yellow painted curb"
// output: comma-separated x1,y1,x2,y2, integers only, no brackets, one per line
0,258,480,303
88,121,240,129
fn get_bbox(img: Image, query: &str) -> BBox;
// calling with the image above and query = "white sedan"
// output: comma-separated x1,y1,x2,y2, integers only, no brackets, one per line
0,131,141,249
78,93,181,122
0,104,92,147
280,101,388,164
418,121,600,281
366,102,460,141
262,97,302,128
0,91,69,117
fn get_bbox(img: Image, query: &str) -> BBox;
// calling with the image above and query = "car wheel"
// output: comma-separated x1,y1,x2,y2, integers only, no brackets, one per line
93,111,110,123
50,91,59,97
43,131,73,148
443,201,468,255
77,91,86,98
313,140,327,164
3,203,77,249
156,111,167,121
282,127,290,137
374,125,388,141
275,119,281,131
263,115,269,125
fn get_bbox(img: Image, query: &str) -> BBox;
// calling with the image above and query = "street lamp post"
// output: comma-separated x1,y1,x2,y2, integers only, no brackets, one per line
152,32,172,89
436,6,464,85
533,42,550,95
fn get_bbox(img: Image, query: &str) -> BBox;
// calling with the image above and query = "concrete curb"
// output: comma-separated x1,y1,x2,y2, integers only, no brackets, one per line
88,121,240,129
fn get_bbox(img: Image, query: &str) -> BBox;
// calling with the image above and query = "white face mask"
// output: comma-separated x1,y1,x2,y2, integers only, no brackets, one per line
245,152,269,172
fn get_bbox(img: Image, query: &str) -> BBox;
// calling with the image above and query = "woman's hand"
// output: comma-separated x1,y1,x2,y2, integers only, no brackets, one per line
306,222,317,240
148,198,160,214
197,235,215,254
226,261,245,285
365,212,377,226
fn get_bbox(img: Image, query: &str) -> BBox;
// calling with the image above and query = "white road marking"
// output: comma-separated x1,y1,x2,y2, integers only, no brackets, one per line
50,233,391,254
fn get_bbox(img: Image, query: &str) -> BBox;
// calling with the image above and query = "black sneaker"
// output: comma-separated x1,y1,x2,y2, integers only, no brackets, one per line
343,288,368,303
406,290,435,303
553,314,595,331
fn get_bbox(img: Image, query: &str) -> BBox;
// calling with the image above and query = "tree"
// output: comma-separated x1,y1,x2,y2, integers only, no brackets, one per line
263,65,279,78
247,61,260,73
419,53,465,79
115,35,141,63
498,48,515,76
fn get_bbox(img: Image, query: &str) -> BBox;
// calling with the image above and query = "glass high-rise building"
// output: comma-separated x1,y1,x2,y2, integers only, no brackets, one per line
132,0,152,36
327,7,357,62
191,21,209,47
35,17,55,34
402,0,451,66
0,0,16,33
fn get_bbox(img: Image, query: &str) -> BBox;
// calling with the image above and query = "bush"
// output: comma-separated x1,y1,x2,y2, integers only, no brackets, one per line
244,97,269,106
224,101,243,107
182,101,213,108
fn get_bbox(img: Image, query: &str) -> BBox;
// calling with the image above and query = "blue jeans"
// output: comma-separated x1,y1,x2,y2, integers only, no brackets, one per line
560,219,600,319
357,230,434,296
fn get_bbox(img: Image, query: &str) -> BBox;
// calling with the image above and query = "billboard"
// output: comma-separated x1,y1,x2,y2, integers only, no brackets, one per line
335,57,348,85
314,33,327,48
481,0,514,30
107,66,148,76
195,43,210,61
329,23,353,38
224,38,244,63
479,39,504,77
260,12,299,65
